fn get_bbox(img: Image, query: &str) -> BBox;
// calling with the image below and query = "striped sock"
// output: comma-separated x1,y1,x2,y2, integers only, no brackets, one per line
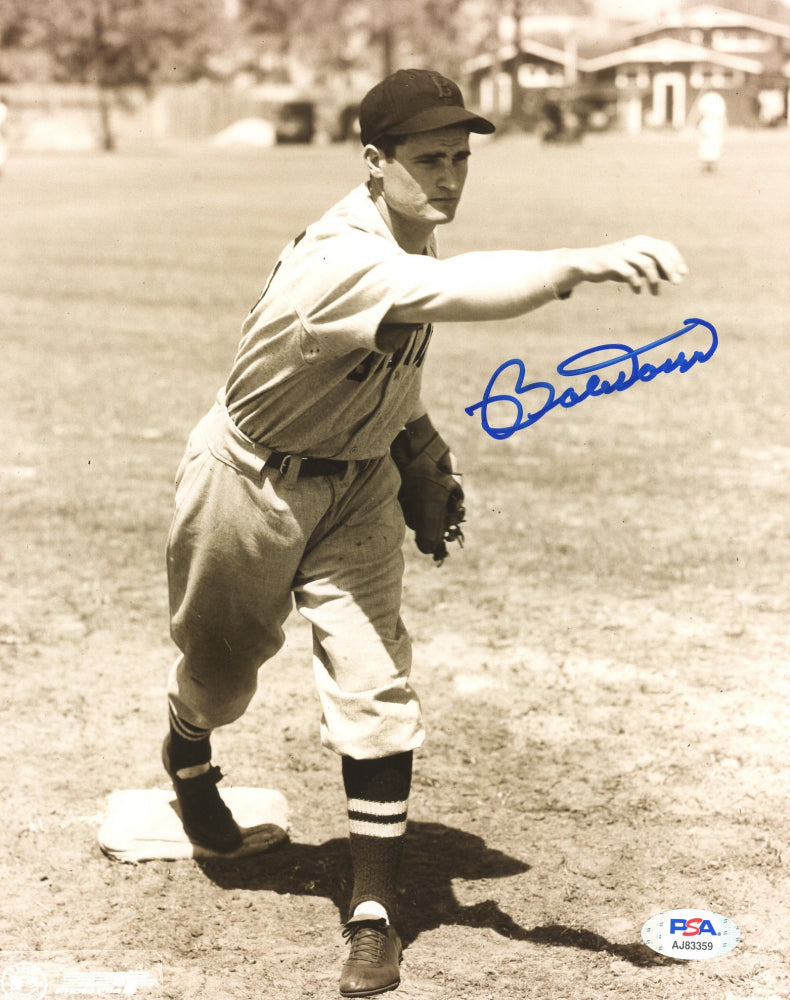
342,751,412,920
168,705,212,770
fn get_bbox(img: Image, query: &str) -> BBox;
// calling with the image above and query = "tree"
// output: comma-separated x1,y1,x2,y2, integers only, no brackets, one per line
2,0,227,149
234,0,498,83
0,0,28,48
234,0,595,86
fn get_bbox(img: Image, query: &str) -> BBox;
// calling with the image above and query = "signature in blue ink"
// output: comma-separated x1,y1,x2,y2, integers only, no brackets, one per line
465,317,718,440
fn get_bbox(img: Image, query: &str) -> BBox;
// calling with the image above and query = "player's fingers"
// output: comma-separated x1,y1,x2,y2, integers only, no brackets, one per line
629,251,662,294
628,237,688,284
653,247,688,284
623,264,643,293
641,248,687,285
615,248,659,293
605,256,643,292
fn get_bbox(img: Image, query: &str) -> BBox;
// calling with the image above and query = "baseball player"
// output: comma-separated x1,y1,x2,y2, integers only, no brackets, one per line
162,68,687,996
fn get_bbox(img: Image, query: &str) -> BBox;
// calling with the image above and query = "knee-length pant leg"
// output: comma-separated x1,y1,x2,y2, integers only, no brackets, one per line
295,458,425,760
166,420,333,731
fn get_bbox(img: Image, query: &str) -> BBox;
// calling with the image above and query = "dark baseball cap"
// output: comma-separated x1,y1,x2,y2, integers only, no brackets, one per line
359,68,496,146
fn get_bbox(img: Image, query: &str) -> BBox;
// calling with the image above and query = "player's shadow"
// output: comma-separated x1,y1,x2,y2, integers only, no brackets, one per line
198,821,666,966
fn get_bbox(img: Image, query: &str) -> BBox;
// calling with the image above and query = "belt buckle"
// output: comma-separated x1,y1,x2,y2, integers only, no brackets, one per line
278,454,304,482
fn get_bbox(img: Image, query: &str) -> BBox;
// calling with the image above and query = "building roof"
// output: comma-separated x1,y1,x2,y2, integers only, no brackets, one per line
621,4,790,42
464,39,577,75
579,36,766,73
466,35,767,76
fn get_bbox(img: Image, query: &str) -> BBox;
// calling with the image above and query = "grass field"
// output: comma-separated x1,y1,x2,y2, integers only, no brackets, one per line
1,128,789,1000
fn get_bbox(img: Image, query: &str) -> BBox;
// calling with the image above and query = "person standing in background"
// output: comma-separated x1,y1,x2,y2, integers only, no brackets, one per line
0,96,9,177
694,90,727,174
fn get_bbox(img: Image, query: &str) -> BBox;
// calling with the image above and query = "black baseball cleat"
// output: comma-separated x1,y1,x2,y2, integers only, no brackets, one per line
339,919,402,997
161,736,244,854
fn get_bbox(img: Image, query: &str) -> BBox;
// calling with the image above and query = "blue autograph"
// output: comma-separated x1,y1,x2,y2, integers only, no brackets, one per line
465,317,718,440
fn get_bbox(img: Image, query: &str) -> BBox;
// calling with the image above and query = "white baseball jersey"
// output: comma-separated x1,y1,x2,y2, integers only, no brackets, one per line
225,183,441,460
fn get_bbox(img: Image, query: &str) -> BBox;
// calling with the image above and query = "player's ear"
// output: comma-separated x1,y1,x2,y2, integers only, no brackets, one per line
363,144,385,180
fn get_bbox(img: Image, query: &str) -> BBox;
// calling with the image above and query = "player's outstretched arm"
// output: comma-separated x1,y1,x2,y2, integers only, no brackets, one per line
383,237,687,325
552,236,688,297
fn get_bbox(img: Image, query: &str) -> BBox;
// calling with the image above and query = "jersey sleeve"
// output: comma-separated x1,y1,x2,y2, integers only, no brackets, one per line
295,232,428,357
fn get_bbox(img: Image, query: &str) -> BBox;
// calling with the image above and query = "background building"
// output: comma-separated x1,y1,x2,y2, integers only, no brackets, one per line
465,3,790,134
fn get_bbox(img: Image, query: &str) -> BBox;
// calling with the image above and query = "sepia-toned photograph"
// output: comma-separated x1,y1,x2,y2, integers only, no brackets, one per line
1,1,788,997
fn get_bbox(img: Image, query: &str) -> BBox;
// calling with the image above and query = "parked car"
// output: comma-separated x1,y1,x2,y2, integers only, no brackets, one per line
274,100,315,144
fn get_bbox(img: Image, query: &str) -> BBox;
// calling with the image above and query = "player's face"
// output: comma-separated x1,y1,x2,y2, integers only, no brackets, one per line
376,126,471,228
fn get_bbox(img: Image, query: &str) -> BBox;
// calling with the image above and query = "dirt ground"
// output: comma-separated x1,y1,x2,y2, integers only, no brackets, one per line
1,131,788,999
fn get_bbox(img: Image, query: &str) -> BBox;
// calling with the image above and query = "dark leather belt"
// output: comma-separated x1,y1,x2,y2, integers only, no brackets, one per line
264,451,348,478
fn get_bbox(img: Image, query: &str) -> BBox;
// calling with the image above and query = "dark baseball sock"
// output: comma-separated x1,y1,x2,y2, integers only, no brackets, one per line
342,750,413,922
168,705,212,771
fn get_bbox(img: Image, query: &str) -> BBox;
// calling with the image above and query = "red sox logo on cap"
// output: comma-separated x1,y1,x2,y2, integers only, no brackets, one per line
428,72,455,100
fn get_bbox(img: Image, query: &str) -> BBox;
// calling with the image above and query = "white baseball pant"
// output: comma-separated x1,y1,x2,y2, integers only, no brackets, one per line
166,400,425,759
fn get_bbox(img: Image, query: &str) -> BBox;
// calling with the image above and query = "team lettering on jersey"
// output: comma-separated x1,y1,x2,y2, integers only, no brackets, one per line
347,324,433,382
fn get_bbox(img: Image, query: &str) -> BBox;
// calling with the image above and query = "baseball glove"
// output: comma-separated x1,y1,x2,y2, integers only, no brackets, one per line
390,414,465,564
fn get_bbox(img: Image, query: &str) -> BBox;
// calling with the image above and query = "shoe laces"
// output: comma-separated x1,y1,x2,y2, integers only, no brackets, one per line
343,920,387,964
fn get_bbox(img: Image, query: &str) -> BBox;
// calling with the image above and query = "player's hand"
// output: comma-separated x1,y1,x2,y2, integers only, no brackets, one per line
568,237,688,295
